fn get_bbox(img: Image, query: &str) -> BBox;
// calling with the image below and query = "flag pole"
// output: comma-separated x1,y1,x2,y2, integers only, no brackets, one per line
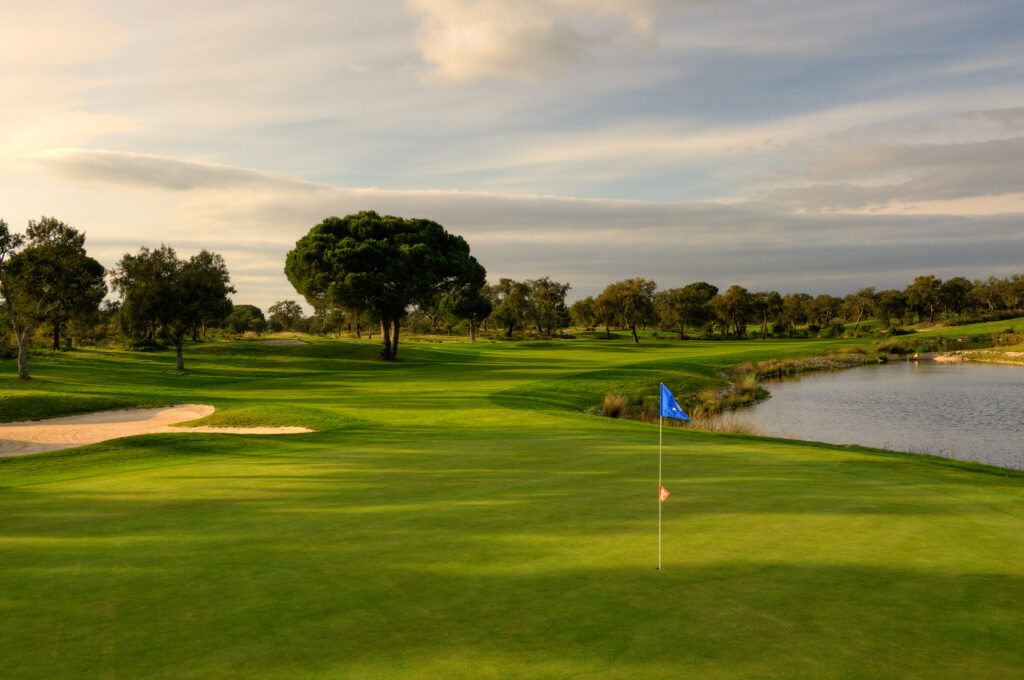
658,407,663,572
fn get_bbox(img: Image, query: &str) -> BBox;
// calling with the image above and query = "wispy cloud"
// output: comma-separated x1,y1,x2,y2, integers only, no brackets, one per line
25,149,1024,307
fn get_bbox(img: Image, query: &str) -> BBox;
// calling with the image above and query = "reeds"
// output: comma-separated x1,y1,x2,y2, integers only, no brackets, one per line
689,412,770,436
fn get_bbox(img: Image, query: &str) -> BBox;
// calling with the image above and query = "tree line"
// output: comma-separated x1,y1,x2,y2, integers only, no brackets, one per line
4,212,1023,375
570,275,1024,343
1,216,234,378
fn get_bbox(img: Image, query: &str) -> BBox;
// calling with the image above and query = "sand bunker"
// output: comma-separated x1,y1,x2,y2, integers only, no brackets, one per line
0,404,314,458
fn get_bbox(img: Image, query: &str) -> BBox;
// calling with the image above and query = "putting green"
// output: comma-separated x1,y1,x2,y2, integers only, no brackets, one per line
2,334,1023,679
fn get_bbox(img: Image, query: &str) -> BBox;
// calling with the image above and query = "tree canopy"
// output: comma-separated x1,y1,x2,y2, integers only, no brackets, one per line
0,217,105,379
285,211,486,359
595,278,657,343
112,246,234,369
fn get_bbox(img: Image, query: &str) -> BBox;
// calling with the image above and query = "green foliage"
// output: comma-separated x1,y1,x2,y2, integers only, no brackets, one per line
0,217,105,378
225,304,267,334
267,300,305,332
285,211,485,359
655,282,717,339
526,276,571,335
489,278,531,337
111,246,234,369
595,277,657,343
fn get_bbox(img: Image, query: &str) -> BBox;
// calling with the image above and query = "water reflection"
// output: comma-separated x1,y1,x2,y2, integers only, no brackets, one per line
741,361,1024,469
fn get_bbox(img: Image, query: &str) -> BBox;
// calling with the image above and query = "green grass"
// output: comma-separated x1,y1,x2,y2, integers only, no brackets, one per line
2,334,1024,679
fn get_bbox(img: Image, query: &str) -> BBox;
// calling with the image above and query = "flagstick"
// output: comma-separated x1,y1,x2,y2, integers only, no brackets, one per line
658,412,663,571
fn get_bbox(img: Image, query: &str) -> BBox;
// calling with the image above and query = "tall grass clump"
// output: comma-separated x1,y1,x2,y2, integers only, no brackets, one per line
689,412,771,436
601,393,629,419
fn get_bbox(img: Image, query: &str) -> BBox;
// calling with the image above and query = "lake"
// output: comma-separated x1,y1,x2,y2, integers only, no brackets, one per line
741,360,1024,469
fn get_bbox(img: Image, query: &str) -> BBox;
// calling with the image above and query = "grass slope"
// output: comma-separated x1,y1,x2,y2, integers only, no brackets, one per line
2,336,1024,679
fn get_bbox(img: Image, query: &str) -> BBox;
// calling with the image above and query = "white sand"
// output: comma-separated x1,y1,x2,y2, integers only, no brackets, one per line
0,404,314,458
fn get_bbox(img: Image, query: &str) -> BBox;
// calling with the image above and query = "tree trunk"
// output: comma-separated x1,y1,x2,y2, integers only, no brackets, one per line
390,320,400,359
469,318,476,342
192,324,199,342
379,316,393,360
605,325,611,338
52,323,61,350
355,321,361,339
678,323,686,340
505,322,513,338
853,310,864,333
16,328,31,380
630,325,639,343
175,343,185,370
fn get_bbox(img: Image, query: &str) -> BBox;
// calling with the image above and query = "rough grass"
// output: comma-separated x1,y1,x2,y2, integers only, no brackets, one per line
2,334,1024,679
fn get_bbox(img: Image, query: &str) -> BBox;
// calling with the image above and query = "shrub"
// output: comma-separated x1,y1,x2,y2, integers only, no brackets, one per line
823,323,845,338
601,394,628,419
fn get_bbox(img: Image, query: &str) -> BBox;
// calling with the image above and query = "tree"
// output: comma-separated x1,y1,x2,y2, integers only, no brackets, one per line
569,296,596,330
225,304,266,334
182,250,235,339
440,284,492,342
716,285,754,338
841,287,876,334
971,276,1003,313
905,275,941,323
779,293,811,336
807,294,842,328
0,217,106,378
873,290,907,328
268,300,305,332
527,277,571,336
595,278,656,343
285,211,486,360
592,292,617,338
939,276,973,317
655,282,717,339
112,245,233,370
489,278,532,338
752,291,783,340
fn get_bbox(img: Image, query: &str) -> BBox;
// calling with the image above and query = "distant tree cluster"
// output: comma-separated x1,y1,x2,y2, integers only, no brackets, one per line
1,216,241,377
484,277,571,338
564,273,1024,342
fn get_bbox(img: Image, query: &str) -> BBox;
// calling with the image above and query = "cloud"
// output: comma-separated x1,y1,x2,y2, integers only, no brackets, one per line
27,149,1024,308
762,127,1024,211
35,149,322,192
0,1,135,166
406,0,660,83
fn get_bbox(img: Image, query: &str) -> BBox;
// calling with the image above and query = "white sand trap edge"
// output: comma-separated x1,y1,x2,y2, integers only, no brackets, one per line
0,404,314,458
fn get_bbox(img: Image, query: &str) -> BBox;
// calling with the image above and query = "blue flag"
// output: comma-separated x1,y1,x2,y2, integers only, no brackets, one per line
660,384,690,421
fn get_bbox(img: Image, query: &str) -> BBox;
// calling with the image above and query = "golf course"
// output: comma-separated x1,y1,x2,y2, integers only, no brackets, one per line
3,329,1024,679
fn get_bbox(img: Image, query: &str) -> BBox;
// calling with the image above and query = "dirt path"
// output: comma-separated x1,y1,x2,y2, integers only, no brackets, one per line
0,404,314,458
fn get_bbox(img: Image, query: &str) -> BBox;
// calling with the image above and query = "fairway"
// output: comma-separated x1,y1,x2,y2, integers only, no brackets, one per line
3,338,1024,679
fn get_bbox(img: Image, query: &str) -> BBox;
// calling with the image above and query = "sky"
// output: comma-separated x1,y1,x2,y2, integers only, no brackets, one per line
1,0,1022,308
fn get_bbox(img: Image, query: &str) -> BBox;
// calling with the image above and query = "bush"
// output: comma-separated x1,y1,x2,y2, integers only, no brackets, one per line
823,323,845,338
807,324,820,335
